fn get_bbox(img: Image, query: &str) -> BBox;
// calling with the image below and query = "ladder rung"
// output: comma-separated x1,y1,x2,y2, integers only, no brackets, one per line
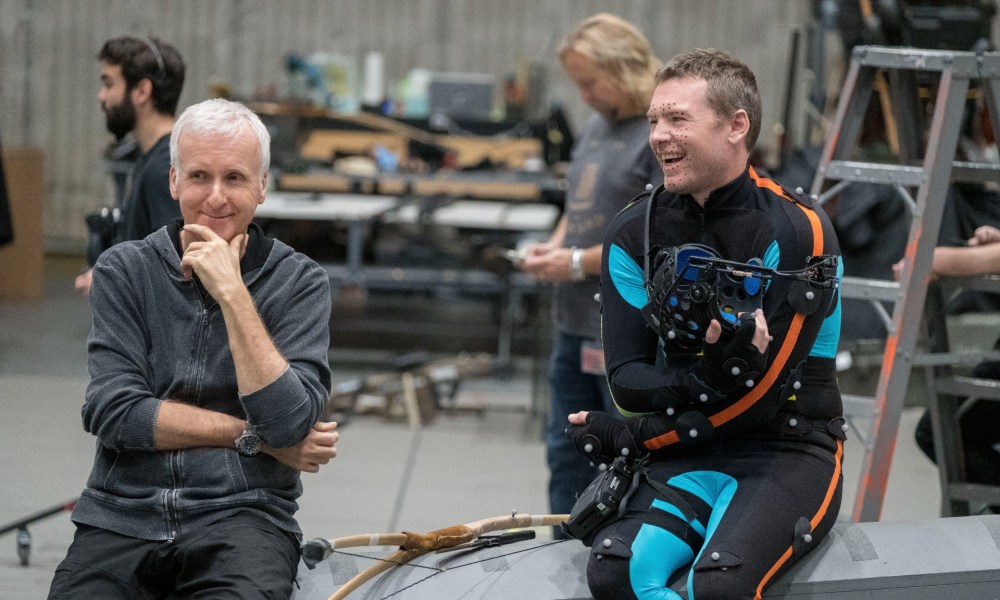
935,376,1000,400
945,482,1000,505
914,350,1000,368
839,276,900,302
822,161,1000,187
823,161,925,186
917,353,985,367
952,161,1000,184
940,274,1000,294
852,45,986,77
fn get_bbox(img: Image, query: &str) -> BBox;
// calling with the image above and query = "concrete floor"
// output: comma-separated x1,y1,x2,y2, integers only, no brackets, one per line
0,257,942,599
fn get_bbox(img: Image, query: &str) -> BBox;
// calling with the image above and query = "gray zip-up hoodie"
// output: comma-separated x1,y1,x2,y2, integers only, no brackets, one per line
72,222,332,541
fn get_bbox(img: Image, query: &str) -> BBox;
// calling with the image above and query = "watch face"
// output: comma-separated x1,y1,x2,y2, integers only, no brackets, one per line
237,432,261,456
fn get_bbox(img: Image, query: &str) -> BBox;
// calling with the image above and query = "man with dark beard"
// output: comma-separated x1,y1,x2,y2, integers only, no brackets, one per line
75,36,185,296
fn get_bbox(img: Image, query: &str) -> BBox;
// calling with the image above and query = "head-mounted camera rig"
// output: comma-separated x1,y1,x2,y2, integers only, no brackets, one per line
642,243,838,352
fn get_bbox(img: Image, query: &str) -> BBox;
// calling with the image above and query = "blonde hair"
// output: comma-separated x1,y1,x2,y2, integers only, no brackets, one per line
558,13,660,118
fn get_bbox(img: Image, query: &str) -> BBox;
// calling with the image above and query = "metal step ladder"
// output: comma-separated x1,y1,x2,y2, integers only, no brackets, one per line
809,45,1000,522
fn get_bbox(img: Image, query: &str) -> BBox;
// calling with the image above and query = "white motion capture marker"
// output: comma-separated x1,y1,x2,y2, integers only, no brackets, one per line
689,429,698,438
711,551,720,561
667,330,677,339
699,393,709,402
806,291,815,301
645,183,654,191
789,418,799,427
795,186,804,194
731,366,741,376
746,379,755,387
598,463,608,471
603,538,613,548
793,381,802,390
620,448,630,456
842,423,850,432
667,407,675,416
584,443,594,453
803,533,813,543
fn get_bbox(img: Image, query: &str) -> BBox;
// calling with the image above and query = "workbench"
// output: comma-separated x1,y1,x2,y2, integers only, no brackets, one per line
254,191,559,367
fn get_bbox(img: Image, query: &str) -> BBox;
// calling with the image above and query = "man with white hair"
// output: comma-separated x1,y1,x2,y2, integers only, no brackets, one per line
50,99,338,599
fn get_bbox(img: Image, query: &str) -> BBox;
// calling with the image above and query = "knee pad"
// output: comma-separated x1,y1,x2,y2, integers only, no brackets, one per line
587,520,637,600
587,556,636,600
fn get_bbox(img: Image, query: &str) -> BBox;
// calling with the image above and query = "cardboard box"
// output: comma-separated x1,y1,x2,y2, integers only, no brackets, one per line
0,148,45,300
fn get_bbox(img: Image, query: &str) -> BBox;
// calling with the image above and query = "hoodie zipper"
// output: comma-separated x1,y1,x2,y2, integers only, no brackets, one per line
164,454,180,542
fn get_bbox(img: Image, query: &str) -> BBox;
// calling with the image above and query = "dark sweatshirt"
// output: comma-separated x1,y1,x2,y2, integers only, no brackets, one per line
73,221,332,541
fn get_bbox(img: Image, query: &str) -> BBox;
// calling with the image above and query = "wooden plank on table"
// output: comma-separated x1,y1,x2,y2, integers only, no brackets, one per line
437,135,541,169
278,173,542,201
300,130,409,163
408,178,540,201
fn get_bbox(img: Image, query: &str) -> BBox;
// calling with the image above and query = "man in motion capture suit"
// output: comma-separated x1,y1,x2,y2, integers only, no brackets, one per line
563,49,846,600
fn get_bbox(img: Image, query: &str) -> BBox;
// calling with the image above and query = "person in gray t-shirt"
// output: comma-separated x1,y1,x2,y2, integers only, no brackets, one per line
519,13,661,524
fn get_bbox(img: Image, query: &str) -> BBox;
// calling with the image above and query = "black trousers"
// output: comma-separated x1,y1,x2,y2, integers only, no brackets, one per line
585,433,843,600
48,511,300,600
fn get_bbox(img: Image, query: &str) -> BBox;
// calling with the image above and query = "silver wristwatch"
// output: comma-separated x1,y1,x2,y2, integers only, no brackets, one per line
235,425,261,457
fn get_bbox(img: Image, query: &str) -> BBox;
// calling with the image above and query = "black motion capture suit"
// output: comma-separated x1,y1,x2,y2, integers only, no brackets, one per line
573,164,846,600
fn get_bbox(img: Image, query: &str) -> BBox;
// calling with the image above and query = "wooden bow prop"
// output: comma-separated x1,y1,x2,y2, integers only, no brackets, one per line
305,512,569,600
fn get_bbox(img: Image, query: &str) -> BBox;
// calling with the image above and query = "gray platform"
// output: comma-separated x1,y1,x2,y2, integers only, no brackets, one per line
294,516,1000,599
769,515,1000,599
293,538,590,600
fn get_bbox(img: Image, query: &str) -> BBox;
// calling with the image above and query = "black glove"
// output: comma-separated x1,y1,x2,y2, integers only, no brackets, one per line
85,209,118,266
565,412,645,464
699,312,768,396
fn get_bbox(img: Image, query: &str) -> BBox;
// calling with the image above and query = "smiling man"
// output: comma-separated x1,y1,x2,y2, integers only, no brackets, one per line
49,99,338,600
565,49,845,600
